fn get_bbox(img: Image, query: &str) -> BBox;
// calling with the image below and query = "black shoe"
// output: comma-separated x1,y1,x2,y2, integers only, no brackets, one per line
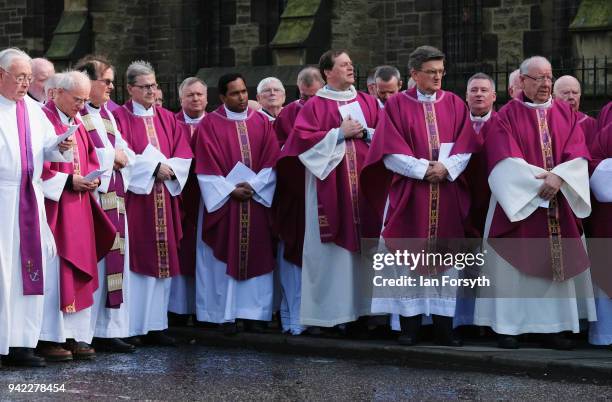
432,315,463,347
221,322,238,336
92,337,136,353
497,335,520,349
2,347,46,367
542,333,574,350
122,336,143,347
244,320,267,333
143,330,176,346
345,317,371,340
398,315,421,346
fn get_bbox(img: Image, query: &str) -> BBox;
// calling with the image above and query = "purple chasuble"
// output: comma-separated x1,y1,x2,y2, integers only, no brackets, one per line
485,96,590,281
112,101,193,278
193,106,279,280
278,91,381,252
16,99,44,295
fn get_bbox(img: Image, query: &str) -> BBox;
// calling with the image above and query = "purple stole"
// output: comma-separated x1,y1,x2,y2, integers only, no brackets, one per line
472,119,485,134
422,102,441,245
535,107,564,281
80,105,126,307
236,120,253,278
16,99,44,295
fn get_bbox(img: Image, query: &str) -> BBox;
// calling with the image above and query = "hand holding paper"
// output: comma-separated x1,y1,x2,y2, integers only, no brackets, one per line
83,168,108,182
54,125,79,149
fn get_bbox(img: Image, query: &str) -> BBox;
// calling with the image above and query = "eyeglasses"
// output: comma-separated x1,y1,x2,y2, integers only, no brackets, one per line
59,89,88,105
1,68,33,85
96,79,114,86
260,87,284,95
131,83,158,91
419,69,446,78
523,74,555,84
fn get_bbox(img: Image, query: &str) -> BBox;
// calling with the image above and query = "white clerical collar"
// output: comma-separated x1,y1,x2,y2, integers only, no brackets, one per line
132,100,155,116
316,85,357,102
86,102,101,114
183,111,204,125
224,105,248,121
56,106,74,125
470,110,492,122
523,96,552,109
258,109,276,121
416,89,437,102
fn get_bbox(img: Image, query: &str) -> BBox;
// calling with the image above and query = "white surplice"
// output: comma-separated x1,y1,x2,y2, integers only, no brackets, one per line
0,94,72,354
123,101,191,336
473,157,596,335
298,88,374,326
84,102,136,338
195,106,276,324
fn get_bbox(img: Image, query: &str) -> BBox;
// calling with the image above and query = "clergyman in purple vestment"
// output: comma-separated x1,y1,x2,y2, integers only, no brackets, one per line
474,57,596,350
112,61,192,345
193,73,279,328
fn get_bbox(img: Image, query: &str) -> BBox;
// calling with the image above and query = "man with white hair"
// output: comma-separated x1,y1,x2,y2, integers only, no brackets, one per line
474,56,596,349
374,65,403,107
0,47,73,367
168,77,208,321
112,61,192,346
507,69,522,99
28,58,54,105
38,70,116,361
553,75,597,147
256,77,285,120
75,55,136,353
272,66,324,335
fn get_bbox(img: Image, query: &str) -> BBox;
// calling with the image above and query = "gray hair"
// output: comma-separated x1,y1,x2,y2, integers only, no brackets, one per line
297,66,324,87
366,67,377,85
508,69,520,87
519,56,550,74
257,77,285,94
467,72,496,91
31,58,54,75
126,60,155,85
178,76,207,98
375,65,401,83
54,70,91,91
408,46,445,72
44,74,58,94
0,47,31,70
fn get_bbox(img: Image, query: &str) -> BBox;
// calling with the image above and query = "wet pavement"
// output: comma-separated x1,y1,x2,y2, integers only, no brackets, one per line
0,343,611,401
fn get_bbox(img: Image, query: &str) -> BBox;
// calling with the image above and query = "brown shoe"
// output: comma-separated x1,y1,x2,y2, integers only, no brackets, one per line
63,340,96,360
36,342,72,362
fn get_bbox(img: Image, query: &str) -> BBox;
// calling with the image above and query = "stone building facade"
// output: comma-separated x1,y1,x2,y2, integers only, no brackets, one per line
0,0,609,108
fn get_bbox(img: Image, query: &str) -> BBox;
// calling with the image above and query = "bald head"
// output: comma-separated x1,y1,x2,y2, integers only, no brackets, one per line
508,69,521,99
553,75,581,112
519,56,553,104
30,58,54,102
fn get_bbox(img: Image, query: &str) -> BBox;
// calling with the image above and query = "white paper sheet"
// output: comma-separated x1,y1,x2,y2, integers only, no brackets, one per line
53,125,79,147
338,101,367,129
83,168,108,182
226,161,256,185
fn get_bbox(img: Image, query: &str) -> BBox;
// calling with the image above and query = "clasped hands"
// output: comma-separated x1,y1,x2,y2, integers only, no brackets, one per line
340,116,366,139
72,175,100,192
231,182,255,201
424,161,448,183
536,171,563,201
